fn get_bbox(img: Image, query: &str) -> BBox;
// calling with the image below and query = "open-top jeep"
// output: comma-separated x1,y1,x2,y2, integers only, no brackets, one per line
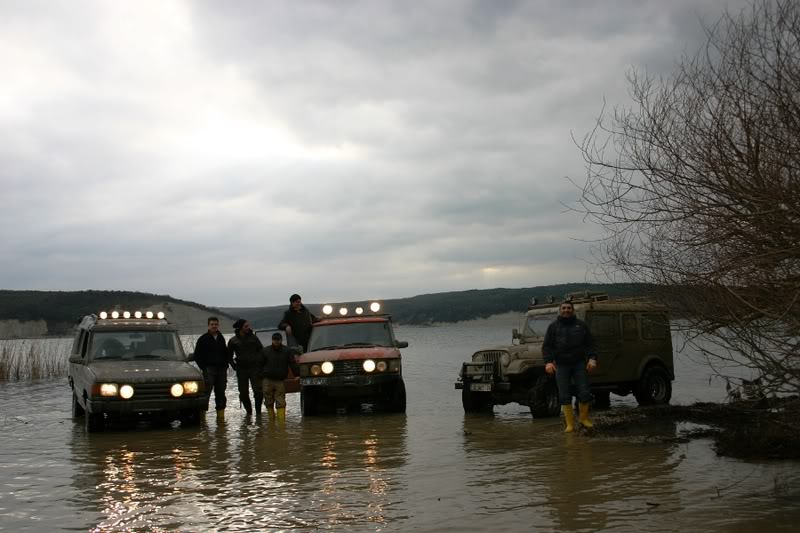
297,302,407,415
455,292,674,417
68,311,207,432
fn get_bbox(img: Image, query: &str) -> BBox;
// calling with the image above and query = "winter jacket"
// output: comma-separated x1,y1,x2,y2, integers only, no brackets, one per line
278,305,317,351
262,345,300,381
193,331,230,371
542,315,597,366
227,332,264,371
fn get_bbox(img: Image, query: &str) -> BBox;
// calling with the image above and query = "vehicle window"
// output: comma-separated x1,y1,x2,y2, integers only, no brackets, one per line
90,331,184,360
71,332,85,356
621,314,638,340
523,315,556,336
586,313,619,337
308,322,394,351
641,314,670,339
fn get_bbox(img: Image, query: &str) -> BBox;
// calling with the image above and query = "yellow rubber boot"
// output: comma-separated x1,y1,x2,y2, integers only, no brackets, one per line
562,404,575,433
277,407,286,422
216,409,224,421
579,402,593,429
267,405,276,418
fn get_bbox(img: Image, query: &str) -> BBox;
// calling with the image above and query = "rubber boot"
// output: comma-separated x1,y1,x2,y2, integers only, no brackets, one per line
579,402,593,429
562,404,575,433
277,407,286,422
267,405,276,418
216,409,224,421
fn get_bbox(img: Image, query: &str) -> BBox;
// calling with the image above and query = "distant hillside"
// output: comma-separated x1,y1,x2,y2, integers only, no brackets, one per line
222,283,649,328
0,290,236,338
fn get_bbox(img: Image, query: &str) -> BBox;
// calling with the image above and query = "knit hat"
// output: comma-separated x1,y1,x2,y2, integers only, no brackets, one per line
232,319,247,330
271,332,282,340
290,293,302,303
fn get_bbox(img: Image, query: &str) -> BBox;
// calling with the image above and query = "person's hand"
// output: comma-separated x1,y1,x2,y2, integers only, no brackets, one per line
587,359,597,373
545,362,556,375
286,325,293,336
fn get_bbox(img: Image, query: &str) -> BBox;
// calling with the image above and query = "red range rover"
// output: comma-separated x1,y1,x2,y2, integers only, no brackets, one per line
297,302,407,415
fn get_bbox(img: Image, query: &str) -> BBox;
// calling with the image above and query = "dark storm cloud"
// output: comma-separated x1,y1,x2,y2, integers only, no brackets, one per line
0,0,751,306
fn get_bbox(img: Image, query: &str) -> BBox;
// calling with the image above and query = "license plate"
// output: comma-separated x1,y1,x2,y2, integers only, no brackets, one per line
303,377,328,386
470,383,492,392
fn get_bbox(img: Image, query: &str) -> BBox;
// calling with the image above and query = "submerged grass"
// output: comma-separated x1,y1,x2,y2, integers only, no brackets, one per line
0,339,69,382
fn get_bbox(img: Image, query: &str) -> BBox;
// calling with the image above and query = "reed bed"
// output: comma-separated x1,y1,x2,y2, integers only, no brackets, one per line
0,338,71,382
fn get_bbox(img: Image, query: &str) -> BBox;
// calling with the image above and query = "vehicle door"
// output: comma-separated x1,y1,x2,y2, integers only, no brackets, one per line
584,311,621,384
68,331,90,402
617,313,642,381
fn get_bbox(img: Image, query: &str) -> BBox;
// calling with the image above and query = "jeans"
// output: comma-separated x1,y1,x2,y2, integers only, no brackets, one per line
263,378,287,408
236,367,263,414
555,361,592,405
204,366,229,410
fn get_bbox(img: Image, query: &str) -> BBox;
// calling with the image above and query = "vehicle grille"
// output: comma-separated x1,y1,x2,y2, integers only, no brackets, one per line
128,382,174,400
334,360,362,377
475,351,506,377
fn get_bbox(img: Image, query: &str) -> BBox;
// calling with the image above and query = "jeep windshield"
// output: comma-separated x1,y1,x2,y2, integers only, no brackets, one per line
90,331,184,361
308,322,394,351
524,315,556,337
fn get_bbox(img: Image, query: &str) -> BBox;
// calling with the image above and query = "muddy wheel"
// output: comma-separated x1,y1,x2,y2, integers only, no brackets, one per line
301,388,318,416
85,411,104,433
529,375,560,418
461,379,493,413
72,392,85,419
386,379,407,413
592,391,611,410
634,365,672,406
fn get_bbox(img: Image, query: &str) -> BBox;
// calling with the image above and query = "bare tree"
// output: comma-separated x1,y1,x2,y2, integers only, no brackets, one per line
578,0,800,396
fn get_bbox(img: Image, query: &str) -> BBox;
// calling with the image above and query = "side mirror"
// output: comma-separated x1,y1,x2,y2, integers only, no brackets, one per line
395,340,409,349
68,354,84,364
186,352,195,362
512,328,519,339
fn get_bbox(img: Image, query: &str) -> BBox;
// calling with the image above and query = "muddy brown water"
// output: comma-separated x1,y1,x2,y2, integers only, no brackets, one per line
1,319,799,531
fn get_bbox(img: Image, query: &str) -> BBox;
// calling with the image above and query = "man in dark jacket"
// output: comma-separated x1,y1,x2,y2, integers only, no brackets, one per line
262,332,300,420
278,293,318,353
227,319,264,416
193,316,231,418
542,301,598,432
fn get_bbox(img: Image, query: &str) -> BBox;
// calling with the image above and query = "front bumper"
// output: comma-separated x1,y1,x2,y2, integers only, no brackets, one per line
86,395,208,415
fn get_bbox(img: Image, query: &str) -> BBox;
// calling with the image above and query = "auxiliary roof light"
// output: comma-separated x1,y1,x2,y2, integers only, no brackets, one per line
322,305,333,316
134,311,142,319
370,302,381,313
123,311,131,319
339,307,348,316
99,311,108,320
355,307,364,315
157,312,165,319
146,311,154,319
111,311,120,319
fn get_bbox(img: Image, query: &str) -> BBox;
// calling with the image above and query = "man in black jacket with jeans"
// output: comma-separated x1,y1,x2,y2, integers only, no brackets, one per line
193,316,231,419
227,319,264,416
278,293,318,353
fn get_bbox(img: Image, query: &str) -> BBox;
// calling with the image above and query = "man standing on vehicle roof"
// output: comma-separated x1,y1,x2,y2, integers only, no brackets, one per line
278,294,318,353
262,332,301,421
542,300,598,432
227,319,264,416
193,316,231,420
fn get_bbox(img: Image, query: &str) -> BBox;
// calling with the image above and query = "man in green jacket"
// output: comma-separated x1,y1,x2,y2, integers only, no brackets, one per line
262,332,301,420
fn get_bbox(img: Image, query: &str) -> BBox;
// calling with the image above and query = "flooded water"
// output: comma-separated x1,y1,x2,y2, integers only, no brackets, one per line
1,319,799,531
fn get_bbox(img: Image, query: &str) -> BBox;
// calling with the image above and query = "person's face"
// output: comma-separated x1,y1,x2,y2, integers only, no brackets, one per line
241,322,252,334
208,320,219,334
559,303,574,318
272,337,282,348
291,299,302,311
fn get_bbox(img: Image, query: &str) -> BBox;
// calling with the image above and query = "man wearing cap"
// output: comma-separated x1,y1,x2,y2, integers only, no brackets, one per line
542,300,598,432
227,319,264,416
278,294,318,353
262,332,301,420
193,316,231,419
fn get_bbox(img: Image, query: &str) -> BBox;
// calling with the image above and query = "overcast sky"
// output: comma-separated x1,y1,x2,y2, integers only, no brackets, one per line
0,0,749,307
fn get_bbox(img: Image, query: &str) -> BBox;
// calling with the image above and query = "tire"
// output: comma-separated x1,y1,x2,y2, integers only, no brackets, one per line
461,379,493,413
592,391,611,410
72,392,85,419
529,375,560,418
180,409,204,427
85,411,104,433
301,388,318,416
634,365,672,406
386,379,407,413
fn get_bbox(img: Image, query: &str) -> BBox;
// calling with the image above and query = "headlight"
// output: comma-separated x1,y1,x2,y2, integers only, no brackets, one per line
100,383,118,396
500,353,510,367
119,385,134,399
311,364,322,376
363,359,376,372
388,359,400,372
170,384,184,397
321,361,334,375
376,361,387,372
183,381,199,394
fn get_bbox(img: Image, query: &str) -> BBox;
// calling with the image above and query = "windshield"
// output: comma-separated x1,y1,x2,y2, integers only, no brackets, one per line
90,330,185,361
308,322,394,351
524,315,556,337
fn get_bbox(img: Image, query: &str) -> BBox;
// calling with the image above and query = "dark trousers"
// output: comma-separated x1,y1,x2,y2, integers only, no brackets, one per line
555,361,592,405
203,367,228,411
236,367,263,414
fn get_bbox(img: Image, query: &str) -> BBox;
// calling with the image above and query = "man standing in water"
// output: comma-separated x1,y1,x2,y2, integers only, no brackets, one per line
227,319,264,416
278,293,318,353
193,316,231,420
542,301,598,432
262,332,301,421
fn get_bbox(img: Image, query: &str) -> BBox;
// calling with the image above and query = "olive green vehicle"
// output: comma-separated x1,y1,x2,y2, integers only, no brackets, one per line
455,292,674,417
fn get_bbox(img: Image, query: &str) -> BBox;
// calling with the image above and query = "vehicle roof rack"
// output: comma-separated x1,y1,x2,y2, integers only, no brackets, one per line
565,291,609,304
